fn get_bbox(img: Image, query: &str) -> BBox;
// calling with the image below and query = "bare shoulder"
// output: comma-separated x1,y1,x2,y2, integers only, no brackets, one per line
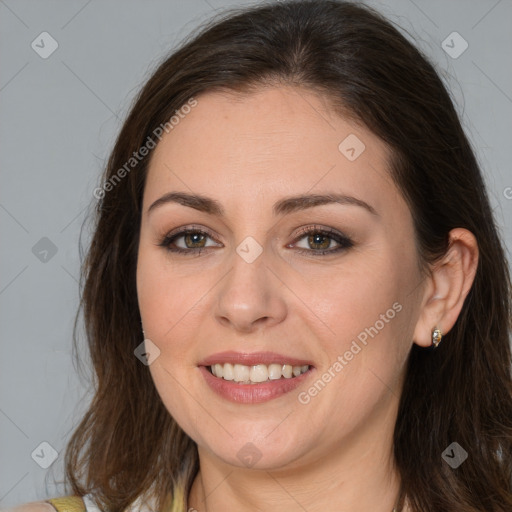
1,501,56,512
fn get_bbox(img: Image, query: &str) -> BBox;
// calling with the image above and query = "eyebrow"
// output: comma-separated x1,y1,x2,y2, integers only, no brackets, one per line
147,191,378,217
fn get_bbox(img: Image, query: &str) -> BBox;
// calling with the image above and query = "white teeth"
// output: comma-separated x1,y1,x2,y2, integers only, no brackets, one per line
250,365,269,383
213,363,223,378
282,364,292,378
233,364,250,382
209,363,310,383
223,363,234,380
268,363,282,380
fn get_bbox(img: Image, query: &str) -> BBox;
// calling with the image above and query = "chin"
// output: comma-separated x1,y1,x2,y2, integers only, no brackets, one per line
194,423,314,470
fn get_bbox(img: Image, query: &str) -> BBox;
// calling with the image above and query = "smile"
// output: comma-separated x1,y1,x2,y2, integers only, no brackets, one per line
208,363,310,384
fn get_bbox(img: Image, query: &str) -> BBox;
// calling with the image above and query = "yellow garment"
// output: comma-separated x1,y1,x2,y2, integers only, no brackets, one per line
45,494,177,512
46,496,86,512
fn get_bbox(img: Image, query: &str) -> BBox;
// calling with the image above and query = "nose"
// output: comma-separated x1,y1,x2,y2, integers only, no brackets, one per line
214,247,287,333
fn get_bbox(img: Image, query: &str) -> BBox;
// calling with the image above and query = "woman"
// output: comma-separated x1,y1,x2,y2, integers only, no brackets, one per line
12,0,512,511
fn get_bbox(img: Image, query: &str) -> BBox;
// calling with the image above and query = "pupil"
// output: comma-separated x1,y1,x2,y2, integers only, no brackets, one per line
186,233,205,248
309,233,330,250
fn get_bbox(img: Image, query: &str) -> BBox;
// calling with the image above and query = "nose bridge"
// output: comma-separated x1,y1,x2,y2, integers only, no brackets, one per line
214,240,287,331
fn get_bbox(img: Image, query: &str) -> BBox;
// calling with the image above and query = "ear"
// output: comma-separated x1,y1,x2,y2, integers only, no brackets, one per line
412,228,479,348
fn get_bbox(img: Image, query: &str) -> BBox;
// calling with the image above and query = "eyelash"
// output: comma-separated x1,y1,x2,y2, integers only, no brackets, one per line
158,224,354,257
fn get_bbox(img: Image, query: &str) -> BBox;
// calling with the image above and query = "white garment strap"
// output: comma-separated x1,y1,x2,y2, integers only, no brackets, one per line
82,495,102,512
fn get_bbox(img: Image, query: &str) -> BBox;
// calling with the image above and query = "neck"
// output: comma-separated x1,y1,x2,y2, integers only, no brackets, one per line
188,400,405,512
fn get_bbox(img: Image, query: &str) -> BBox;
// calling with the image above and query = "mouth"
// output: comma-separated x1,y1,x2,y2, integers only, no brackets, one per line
206,363,311,384
198,351,315,403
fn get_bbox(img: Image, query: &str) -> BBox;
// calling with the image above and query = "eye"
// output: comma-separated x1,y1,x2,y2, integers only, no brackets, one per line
290,225,354,256
158,226,221,255
158,224,353,257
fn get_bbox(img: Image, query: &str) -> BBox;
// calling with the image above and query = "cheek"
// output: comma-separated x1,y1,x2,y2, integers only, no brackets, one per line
137,252,206,433
297,272,408,442
148,361,206,446
294,247,413,407
137,248,203,344
296,252,405,348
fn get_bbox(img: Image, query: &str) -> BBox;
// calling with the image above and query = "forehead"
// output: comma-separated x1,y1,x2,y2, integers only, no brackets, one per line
143,86,405,222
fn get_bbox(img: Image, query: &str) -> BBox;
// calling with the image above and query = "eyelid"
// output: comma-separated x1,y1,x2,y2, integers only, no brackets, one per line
291,224,348,239
161,224,221,242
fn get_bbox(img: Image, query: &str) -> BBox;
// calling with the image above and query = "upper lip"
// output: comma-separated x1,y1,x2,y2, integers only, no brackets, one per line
199,351,314,367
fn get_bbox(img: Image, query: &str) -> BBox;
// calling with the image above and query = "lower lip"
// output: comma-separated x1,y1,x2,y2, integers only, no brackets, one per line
199,366,314,404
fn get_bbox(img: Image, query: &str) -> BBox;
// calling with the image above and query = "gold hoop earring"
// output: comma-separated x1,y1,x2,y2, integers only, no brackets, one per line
432,327,442,348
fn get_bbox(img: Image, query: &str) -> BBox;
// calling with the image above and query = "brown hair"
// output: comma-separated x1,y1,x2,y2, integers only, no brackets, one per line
64,1,512,511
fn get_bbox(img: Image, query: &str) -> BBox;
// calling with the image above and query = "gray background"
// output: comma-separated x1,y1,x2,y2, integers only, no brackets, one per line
1,0,511,508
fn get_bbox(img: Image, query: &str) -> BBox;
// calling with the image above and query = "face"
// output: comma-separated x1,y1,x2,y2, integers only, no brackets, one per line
136,86,425,472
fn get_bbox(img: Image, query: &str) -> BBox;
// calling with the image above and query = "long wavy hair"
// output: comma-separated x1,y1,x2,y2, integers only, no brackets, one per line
64,1,512,511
